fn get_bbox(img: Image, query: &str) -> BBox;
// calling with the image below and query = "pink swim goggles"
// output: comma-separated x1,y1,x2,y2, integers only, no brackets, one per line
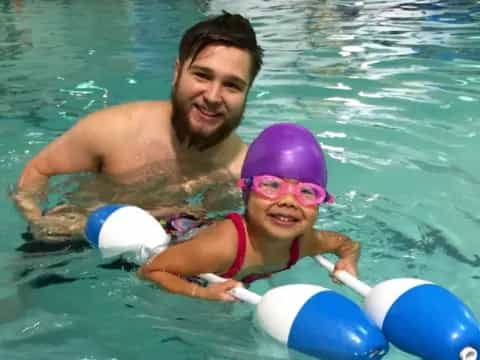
237,175,334,207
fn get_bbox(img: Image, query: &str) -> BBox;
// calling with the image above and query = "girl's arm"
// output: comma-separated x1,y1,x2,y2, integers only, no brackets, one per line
137,219,243,301
309,230,360,277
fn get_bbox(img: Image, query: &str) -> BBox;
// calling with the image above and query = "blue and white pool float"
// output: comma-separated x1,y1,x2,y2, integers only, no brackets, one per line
85,204,389,360
317,255,480,360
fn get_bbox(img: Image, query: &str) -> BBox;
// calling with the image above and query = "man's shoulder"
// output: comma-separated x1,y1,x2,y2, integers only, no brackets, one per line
84,100,170,122
229,133,248,155
218,132,248,178
110,100,171,120
78,101,172,134
128,100,170,112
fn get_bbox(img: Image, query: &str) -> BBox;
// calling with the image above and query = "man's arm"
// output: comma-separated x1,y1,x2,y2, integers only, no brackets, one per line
14,107,118,222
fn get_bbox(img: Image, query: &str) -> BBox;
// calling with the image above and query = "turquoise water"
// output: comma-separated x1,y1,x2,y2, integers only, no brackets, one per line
1,0,480,359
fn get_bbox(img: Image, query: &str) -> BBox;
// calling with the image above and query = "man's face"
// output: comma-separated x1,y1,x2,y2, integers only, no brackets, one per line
171,45,252,151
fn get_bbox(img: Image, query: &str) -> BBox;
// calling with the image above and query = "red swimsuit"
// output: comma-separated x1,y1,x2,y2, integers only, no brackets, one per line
220,212,300,284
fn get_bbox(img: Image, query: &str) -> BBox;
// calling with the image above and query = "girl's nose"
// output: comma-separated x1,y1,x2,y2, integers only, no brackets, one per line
277,191,299,208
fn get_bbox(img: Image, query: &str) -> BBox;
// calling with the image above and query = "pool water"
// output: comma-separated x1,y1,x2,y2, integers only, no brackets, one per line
1,0,480,359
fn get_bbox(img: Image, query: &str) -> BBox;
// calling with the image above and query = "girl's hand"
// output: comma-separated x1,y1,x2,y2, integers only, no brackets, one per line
331,257,358,283
201,279,244,302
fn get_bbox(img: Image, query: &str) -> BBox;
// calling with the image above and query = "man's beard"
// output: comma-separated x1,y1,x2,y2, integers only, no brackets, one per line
170,88,244,151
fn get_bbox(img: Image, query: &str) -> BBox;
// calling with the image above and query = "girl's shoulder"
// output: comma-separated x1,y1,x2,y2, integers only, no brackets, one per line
191,216,241,245
183,217,242,272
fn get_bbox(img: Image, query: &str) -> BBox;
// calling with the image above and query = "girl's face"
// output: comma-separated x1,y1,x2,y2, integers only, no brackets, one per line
245,177,319,240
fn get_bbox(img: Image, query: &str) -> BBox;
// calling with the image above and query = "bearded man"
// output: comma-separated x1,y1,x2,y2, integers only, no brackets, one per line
14,12,263,242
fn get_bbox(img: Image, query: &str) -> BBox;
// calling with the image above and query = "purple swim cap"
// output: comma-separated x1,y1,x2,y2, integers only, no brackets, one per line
241,123,329,188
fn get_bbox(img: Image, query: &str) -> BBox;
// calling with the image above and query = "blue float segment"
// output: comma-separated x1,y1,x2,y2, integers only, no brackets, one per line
382,283,480,360
84,204,125,247
288,290,389,359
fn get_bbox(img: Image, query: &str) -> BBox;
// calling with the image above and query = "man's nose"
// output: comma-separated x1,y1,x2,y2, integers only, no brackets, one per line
204,82,222,105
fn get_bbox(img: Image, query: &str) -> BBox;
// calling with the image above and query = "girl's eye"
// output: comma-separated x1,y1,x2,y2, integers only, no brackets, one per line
299,186,316,197
259,179,282,192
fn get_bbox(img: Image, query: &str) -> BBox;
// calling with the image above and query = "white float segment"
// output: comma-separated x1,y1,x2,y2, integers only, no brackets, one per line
199,273,262,304
315,255,371,296
98,206,170,258
460,347,478,360
255,284,328,343
365,278,431,328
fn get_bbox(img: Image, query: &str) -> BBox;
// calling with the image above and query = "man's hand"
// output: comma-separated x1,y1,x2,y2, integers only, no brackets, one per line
148,204,207,220
11,190,43,222
28,204,87,242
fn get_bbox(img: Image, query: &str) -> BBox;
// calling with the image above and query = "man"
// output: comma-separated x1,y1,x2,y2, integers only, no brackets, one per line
14,12,263,241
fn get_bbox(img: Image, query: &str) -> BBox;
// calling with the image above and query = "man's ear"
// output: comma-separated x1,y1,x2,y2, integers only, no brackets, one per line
173,59,181,85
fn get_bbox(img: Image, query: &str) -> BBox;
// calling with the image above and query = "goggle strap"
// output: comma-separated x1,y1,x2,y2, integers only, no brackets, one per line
325,192,335,204
237,177,254,189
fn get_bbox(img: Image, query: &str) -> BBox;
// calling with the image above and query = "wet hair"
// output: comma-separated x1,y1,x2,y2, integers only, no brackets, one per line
178,11,263,84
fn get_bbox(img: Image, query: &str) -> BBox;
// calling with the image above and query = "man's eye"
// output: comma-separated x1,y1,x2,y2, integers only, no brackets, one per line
225,82,241,91
193,72,209,80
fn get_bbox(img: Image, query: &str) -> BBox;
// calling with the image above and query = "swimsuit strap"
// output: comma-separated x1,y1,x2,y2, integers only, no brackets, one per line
241,237,300,284
219,213,247,279
286,237,300,268
220,212,301,284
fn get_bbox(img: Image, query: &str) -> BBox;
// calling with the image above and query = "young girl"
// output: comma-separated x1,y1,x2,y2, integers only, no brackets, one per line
138,123,360,302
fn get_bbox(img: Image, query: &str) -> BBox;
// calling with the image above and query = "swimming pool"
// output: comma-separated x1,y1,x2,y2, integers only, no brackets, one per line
1,0,479,359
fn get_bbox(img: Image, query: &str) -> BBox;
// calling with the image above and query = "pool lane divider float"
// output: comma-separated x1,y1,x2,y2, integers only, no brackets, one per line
85,204,480,359
85,204,388,360
316,256,480,360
